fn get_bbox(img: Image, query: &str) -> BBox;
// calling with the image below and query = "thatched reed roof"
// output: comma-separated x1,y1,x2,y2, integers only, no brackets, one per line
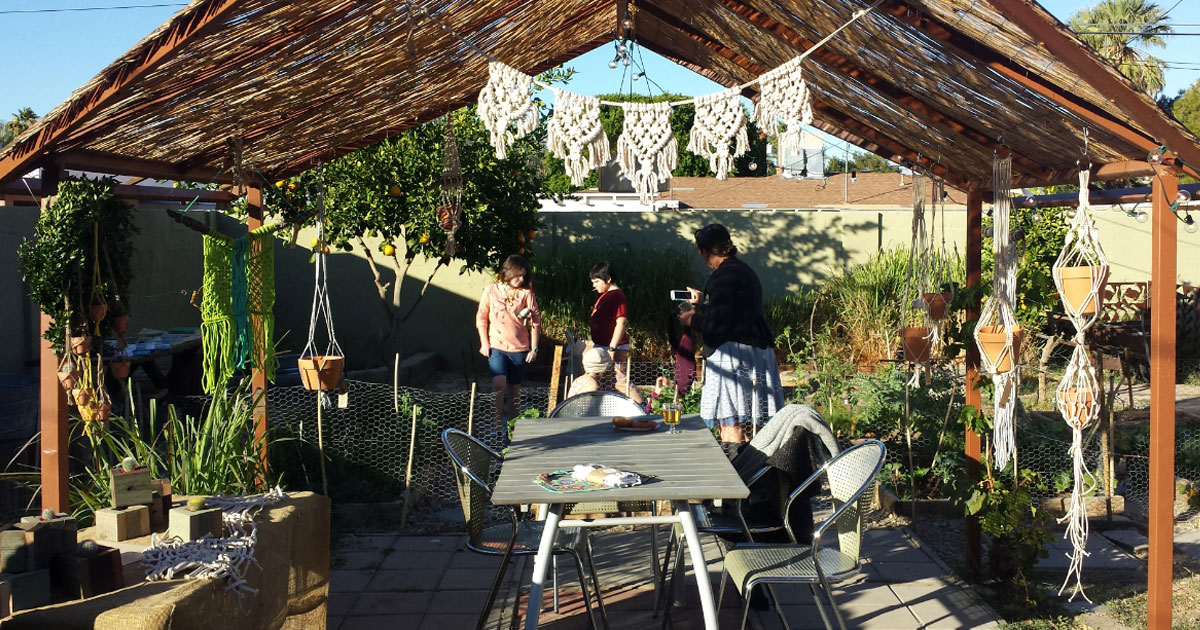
2,0,1198,191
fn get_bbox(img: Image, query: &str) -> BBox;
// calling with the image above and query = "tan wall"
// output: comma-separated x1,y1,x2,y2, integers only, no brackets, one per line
3,203,1197,374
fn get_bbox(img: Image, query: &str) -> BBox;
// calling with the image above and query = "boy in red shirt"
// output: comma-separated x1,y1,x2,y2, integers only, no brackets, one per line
589,261,630,381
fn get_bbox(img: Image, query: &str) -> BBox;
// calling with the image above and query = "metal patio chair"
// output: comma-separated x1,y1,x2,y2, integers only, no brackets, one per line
718,439,886,630
441,428,608,630
549,390,647,418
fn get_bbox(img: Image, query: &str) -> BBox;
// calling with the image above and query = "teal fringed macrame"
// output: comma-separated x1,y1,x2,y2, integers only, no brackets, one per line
201,228,278,393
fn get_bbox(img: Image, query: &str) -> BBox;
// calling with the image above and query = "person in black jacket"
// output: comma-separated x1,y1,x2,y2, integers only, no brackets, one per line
678,224,783,445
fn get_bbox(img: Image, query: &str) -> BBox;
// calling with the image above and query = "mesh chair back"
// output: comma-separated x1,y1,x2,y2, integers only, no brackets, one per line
442,428,503,546
549,391,645,418
823,440,885,562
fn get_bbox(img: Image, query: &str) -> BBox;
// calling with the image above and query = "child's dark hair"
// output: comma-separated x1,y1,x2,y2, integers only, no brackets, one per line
589,260,616,282
499,255,532,289
694,224,738,257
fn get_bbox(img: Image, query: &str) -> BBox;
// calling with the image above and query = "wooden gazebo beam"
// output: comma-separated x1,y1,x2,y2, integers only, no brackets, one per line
707,0,1049,179
56,149,235,185
0,0,244,185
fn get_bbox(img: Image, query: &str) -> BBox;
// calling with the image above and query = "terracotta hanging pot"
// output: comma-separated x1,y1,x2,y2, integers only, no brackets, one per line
923,292,953,321
298,355,345,391
976,325,1024,373
110,359,131,380
74,388,92,408
90,299,108,324
95,401,112,422
1057,265,1107,315
1057,387,1098,427
58,364,80,391
901,326,932,363
70,334,92,355
112,313,130,335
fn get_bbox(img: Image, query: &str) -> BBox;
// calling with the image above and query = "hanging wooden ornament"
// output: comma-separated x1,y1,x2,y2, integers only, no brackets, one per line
477,61,538,159
547,89,610,186
973,154,1022,471
617,101,677,204
687,87,749,180
438,115,464,259
754,56,814,159
1051,167,1109,602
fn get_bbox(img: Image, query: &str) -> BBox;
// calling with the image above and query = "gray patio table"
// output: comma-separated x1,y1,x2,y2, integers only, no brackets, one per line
491,414,749,630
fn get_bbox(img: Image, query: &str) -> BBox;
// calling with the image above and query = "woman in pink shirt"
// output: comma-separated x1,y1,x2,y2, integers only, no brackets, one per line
476,255,541,421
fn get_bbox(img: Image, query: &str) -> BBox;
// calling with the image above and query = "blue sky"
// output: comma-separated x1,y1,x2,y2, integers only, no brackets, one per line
2,0,1198,150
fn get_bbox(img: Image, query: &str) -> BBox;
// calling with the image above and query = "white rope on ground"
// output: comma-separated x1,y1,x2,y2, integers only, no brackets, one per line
546,89,609,186
142,487,286,606
687,87,749,180
617,101,678,204
1052,166,1109,602
974,154,1020,471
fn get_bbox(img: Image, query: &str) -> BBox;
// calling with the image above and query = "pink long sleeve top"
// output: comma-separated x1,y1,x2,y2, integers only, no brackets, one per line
476,283,541,353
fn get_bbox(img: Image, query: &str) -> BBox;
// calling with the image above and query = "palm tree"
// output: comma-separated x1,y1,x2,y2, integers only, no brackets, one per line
0,107,39,148
1069,0,1172,96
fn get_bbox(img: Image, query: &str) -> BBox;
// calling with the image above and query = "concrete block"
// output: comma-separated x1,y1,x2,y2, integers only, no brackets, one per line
109,467,153,508
1103,529,1150,557
21,512,77,556
168,506,223,541
1039,494,1123,517
95,505,151,542
0,568,50,611
0,576,9,618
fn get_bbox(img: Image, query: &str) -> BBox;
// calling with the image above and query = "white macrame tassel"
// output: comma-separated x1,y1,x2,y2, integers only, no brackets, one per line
754,57,814,159
688,87,749,180
617,101,677,204
477,61,539,159
1058,426,1095,602
547,89,610,186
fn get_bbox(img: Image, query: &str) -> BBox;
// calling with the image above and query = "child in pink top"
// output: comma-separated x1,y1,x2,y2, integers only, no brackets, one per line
476,255,541,421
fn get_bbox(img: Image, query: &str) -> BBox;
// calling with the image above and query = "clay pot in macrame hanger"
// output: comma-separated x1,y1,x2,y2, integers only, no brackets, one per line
112,313,130,335
298,355,345,391
977,325,1024,373
89,298,108,324
1057,387,1098,427
1057,265,1107,315
901,326,932,363
70,334,93,355
58,361,80,391
110,358,131,380
923,291,953,321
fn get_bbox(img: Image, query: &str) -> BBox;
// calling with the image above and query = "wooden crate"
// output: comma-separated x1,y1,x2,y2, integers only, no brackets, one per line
96,506,150,542
108,467,153,509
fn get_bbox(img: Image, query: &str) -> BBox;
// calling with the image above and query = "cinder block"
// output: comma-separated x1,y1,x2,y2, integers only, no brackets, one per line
168,506,223,541
0,568,50,611
109,467,153,508
49,552,81,602
95,505,151,542
154,478,172,497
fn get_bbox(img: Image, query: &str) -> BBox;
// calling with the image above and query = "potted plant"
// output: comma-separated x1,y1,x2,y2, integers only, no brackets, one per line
923,283,954,321
110,298,130,336
89,287,108,324
69,329,93,355
901,302,931,364
298,355,345,391
1055,264,1107,315
1056,386,1098,426
109,350,132,380
57,356,80,391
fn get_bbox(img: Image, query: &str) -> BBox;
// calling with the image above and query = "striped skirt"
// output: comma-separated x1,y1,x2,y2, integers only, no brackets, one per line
699,341,784,429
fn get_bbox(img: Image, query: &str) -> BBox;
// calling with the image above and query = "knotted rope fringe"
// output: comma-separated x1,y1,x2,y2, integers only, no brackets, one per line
143,487,285,607
547,89,609,186
754,56,814,160
1052,169,1109,602
478,61,538,159
617,101,677,204
687,87,749,180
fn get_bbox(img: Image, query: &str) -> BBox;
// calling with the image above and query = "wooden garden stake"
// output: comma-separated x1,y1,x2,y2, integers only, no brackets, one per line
467,382,477,437
317,395,328,497
401,405,418,527
393,352,400,414
547,344,563,416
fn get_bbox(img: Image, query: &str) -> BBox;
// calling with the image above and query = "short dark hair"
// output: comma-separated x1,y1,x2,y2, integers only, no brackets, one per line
694,224,738,257
589,260,616,282
500,255,532,288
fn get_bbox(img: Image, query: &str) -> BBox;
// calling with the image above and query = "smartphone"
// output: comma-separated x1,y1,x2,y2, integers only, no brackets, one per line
670,290,692,301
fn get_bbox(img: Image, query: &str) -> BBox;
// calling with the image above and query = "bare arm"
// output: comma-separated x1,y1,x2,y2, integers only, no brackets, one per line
610,316,628,349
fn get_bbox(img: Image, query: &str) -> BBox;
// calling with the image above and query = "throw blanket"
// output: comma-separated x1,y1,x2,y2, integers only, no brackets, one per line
734,403,838,480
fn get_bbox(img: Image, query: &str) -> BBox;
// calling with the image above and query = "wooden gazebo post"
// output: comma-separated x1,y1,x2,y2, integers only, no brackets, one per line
245,185,271,479
1148,158,1179,629
963,187,983,573
38,166,69,514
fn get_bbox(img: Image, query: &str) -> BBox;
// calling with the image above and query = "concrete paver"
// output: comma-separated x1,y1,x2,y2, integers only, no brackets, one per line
1175,528,1200,563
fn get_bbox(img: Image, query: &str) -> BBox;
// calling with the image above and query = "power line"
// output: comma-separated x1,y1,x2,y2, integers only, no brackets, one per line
0,3,184,15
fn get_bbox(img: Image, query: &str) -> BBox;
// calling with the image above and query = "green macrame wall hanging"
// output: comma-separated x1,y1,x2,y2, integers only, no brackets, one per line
201,227,278,393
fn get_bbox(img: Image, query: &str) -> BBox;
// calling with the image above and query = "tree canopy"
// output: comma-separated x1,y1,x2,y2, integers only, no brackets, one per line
1069,0,1172,96
0,108,38,148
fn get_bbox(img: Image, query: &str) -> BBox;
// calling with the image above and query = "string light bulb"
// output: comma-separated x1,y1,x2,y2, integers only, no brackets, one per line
608,59,618,69
1136,209,1149,223
748,161,758,171
1185,213,1198,234
632,72,643,81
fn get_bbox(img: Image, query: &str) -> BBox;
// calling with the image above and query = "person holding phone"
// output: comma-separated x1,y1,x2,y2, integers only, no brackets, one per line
678,224,782,446
476,254,540,422
589,261,630,380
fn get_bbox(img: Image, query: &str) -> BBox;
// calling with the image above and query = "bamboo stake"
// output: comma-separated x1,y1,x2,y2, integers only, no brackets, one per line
317,394,328,496
401,404,418,527
547,344,563,416
467,382,477,437
393,352,400,413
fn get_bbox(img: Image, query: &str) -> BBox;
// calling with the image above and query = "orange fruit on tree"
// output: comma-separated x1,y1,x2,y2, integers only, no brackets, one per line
419,233,431,244
527,229,536,240
323,246,331,254
381,243,396,256
517,233,526,243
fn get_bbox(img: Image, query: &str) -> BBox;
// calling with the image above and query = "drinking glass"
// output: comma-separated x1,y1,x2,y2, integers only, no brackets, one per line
662,403,681,434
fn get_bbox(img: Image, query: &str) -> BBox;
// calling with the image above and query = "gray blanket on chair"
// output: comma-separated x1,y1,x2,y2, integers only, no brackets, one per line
734,403,838,480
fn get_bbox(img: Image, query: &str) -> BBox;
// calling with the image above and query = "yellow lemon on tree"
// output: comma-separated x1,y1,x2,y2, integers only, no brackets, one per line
381,243,396,256
275,180,286,189
323,246,331,254
527,229,537,240
311,237,320,248
288,182,298,191
419,233,431,244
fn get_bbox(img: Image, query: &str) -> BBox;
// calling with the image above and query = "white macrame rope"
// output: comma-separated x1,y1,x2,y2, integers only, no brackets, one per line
303,172,344,365
617,101,678,204
546,89,610,186
754,57,814,159
478,61,539,159
142,487,286,607
904,174,931,386
687,87,749,180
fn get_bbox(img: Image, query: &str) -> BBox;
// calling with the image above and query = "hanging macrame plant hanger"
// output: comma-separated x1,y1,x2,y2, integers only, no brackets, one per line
903,173,934,375
298,170,345,394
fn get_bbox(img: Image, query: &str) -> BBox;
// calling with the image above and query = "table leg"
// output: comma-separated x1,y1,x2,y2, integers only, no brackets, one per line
525,503,563,630
674,500,719,630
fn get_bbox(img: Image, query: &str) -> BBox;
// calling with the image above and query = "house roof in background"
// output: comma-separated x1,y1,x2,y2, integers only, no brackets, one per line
665,173,965,209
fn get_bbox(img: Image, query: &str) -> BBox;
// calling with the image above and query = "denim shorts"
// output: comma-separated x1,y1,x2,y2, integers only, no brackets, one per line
488,349,528,384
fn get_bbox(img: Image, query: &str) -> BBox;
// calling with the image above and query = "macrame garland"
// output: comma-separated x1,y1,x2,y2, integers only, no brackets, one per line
687,87,749,180
1052,168,1109,602
438,116,464,259
201,229,277,394
547,89,610,186
974,155,1020,471
477,61,539,159
617,101,678,204
754,56,814,159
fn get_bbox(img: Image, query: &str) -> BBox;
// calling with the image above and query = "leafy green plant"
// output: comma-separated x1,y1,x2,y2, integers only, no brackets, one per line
807,325,857,420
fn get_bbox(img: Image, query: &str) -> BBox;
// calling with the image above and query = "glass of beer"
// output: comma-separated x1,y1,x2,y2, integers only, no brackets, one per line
662,402,681,434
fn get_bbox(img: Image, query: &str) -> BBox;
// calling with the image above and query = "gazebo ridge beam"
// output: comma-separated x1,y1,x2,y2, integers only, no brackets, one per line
708,0,1049,179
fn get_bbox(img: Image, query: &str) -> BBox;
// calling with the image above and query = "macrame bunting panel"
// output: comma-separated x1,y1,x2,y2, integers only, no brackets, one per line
617,101,678,204
201,229,277,394
754,56,814,158
687,87,749,180
547,89,610,186
477,61,538,160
